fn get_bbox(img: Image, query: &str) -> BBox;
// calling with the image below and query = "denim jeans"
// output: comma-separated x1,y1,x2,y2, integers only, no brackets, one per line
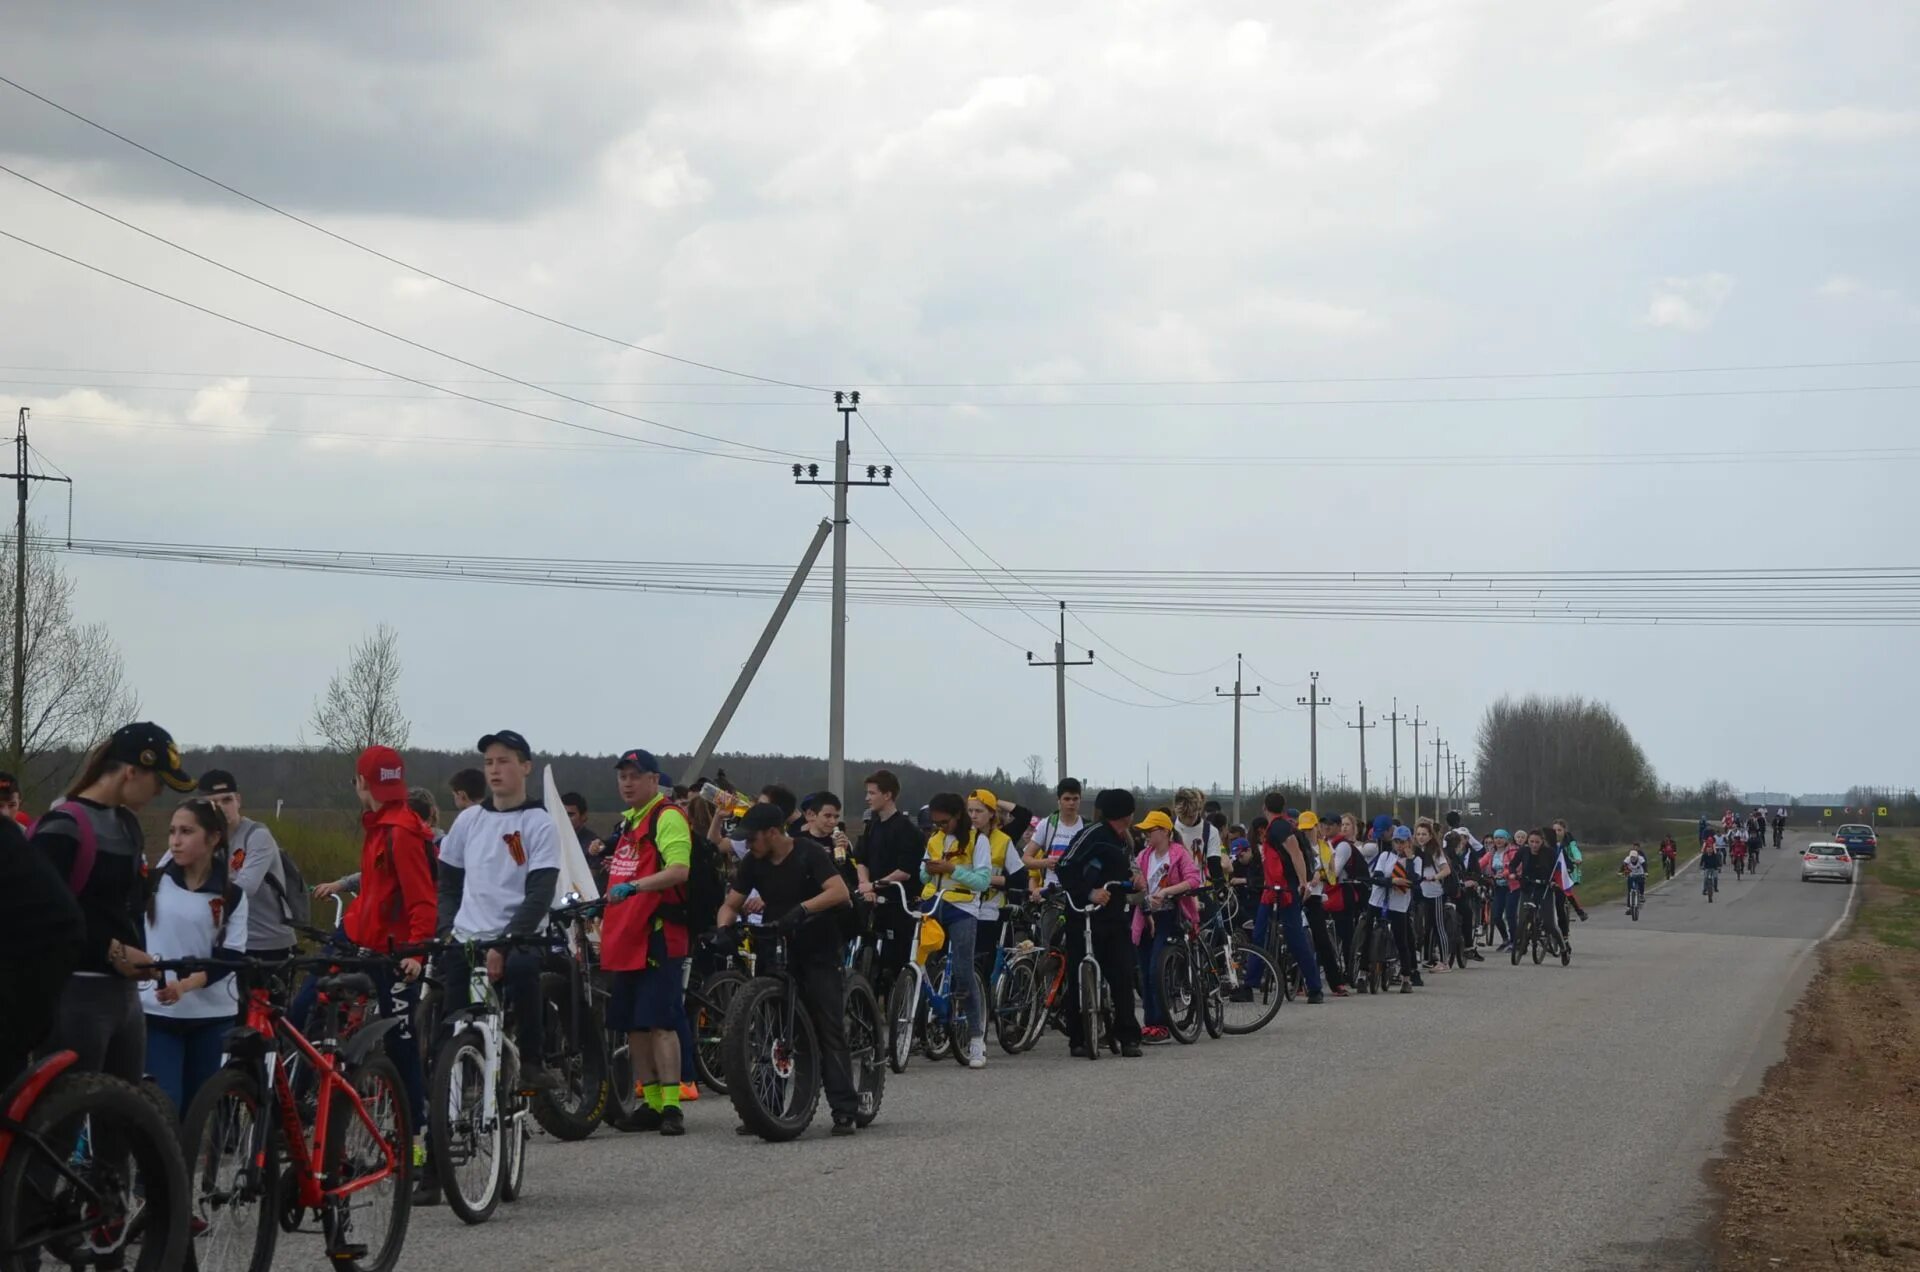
1135,913,1178,1027
1276,900,1324,994
144,1014,232,1116
932,901,983,1044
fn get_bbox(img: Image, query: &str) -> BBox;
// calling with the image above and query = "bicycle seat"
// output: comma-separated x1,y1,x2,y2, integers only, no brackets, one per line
317,973,377,998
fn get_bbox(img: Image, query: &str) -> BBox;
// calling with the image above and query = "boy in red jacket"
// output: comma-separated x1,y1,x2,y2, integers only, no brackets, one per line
346,746,438,1183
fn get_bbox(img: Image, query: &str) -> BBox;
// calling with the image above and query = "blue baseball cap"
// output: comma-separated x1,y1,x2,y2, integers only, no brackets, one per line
1372,814,1393,837
1392,825,1413,842
615,748,673,783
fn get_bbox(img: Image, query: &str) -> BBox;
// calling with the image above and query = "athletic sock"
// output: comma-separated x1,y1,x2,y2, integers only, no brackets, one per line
642,1083,665,1113
659,1083,682,1111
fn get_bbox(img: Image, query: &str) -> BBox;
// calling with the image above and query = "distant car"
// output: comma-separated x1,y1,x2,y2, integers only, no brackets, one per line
1800,841,1856,884
1834,824,1878,860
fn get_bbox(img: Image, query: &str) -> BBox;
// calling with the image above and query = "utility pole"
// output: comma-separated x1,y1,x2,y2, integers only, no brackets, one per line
1297,671,1333,813
1027,601,1093,790
1214,653,1261,824
5,409,72,775
1409,707,1427,824
793,391,889,800
1347,701,1376,822
1433,734,1446,822
1384,698,1405,818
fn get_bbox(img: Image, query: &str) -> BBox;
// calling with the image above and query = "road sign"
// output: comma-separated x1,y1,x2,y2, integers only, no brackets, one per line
1824,808,1833,818
1879,806,1890,817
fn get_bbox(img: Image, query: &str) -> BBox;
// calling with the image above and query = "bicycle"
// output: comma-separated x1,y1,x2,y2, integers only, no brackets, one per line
1191,887,1285,1034
986,900,1047,1056
1347,902,1400,995
1732,851,1746,880
1660,852,1676,881
1511,885,1570,967
878,883,984,1073
1059,884,1134,1060
422,935,548,1226
713,921,884,1140
167,951,411,1272
530,897,611,1141
0,1049,190,1272
1625,871,1645,921
1703,867,1720,903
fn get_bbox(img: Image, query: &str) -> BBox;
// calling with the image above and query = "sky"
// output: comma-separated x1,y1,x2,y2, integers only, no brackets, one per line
2,0,1916,799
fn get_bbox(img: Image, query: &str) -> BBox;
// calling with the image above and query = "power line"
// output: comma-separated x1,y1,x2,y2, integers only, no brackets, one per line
0,73,824,395
0,228,786,465
0,162,803,460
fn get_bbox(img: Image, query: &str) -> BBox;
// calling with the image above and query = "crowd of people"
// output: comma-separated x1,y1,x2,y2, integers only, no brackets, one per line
3,719,1639,1162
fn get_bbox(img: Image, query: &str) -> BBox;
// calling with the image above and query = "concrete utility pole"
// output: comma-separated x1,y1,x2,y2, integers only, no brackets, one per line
1215,653,1261,824
1384,698,1405,818
1433,734,1447,821
681,518,833,788
1347,701,1376,821
793,391,889,800
4,408,72,775
1297,671,1333,813
1027,601,1093,790
1409,707,1427,824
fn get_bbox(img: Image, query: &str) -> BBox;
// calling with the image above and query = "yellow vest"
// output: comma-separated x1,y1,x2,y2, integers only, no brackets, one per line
920,827,1015,907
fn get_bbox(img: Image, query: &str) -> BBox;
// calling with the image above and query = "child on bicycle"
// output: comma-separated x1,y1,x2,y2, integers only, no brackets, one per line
1701,836,1724,896
1619,845,1648,908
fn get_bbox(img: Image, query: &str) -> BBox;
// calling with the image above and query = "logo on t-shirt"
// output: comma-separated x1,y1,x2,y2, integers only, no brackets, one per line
230,846,246,871
503,831,526,865
208,896,225,928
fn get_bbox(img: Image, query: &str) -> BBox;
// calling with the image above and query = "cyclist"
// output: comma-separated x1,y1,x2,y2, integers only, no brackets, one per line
1303,814,1353,993
1056,787,1143,1058
1730,829,1748,876
853,768,925,996
1620,844,1648,911
716,802,861,1134
919,789,1016,1069
602,748,693,1134
1746,811,1767,867
1366,825,1420,992
1021,777,1088,897
435,730,562,1091
1658,836,1678,880
1131,809,1202,1043
1485,830,1519,951
1701,835,1724,897
1257,796,1327,1003
1516,828,1562,951
1697,814,1712,847
1772,807,1787,848
1172,787,1227,885
1415,820,1451,972
196,769,299,964
1550,820,1589,922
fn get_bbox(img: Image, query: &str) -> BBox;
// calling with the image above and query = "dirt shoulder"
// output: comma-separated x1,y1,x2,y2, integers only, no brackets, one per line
1713,832,1920,1268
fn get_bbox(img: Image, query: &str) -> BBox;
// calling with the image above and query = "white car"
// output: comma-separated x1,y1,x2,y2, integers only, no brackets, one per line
1800,841,1856,884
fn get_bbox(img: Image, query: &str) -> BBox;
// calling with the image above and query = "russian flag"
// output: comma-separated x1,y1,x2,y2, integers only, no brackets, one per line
1554,850,1576,893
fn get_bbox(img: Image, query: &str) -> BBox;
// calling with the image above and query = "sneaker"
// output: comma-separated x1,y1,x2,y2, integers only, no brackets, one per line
1120,1042,1143,1058
659,1107,686,1137
1576,909,1588,922
411,1173,442,1207
1410,973,1425,987
628,1106,664,1132
1069,1043,1091,1058
831,1115,857,1137
678,1082,700,1103
735,1123,757,1136
1331,986,1350,998
1306,991,1326,1005
1399,978,1413,994
518,1064,562,1093
1141,1026,1171,1045
1468,949,1485,962
966,1039,987,1068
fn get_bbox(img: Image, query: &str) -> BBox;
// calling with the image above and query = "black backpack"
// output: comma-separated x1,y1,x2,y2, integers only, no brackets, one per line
679,836,728,937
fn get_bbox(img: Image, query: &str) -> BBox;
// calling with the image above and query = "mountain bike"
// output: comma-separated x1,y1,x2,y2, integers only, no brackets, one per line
1348,903,1399,995
531,897,610,1141
1661,852,1676,881
1625,873,1645,921
0,1049,190,1272
423,936,546,1226
878,884,983,1072
714,922,883,1140
1193,889,1282,1034
1732,852,1746,880
1512,885,1561,967
1703,867,1720,902
168,952,410,1272
986,900,1046,1056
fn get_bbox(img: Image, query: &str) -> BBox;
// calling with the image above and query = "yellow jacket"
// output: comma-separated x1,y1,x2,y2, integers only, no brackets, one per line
920,827,1016,909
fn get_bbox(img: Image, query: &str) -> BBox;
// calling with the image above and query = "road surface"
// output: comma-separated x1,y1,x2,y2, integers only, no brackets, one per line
286,830,1853,1272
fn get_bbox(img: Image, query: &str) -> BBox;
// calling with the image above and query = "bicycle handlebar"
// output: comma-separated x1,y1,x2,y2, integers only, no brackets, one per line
1060,881,1135,914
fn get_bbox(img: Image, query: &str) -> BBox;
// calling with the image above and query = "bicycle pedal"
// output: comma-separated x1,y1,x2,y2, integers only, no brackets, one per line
330,1242,370,1260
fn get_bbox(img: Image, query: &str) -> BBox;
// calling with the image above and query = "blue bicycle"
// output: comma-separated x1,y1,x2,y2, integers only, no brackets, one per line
879,883,984,1073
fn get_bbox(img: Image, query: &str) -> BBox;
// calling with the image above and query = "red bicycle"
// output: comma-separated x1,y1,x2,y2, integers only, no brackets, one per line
0,1049,189,1271
164,954,412,1272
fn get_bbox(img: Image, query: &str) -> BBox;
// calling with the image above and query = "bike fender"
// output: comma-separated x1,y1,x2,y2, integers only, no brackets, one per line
441,1002,492,1029
0,1049,81,1169
341,1015,406,1066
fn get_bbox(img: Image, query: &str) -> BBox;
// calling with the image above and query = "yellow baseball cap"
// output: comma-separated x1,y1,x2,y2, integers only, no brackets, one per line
1135,810,1175,833
1296,811,1320,831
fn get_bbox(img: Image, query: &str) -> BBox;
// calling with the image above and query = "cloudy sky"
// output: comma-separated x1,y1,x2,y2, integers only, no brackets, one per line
3,0,1916,799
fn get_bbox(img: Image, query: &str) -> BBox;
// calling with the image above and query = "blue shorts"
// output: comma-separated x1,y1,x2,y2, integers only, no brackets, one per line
607,937,686,1032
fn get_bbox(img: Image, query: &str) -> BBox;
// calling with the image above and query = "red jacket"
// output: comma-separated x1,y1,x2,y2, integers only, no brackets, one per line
344,803,438,952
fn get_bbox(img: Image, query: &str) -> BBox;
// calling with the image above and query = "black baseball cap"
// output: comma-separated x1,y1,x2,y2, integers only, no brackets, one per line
615,748,673,782
107,722,194,793
737,803,787,837
477,730,532,760
197,769,239,795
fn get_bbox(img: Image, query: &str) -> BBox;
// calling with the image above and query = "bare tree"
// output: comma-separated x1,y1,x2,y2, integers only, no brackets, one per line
309,624,411,752
1024,753,1045,786
0,528,140,779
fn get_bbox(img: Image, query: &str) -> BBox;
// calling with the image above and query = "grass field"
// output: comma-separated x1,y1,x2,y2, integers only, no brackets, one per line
1859,829,1919,948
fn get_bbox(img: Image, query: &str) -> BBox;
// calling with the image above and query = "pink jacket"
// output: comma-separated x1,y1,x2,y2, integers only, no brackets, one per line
1132,843,1203,944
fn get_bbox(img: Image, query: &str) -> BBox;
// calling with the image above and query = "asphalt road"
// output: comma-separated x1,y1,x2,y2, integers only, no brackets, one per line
277,830,1854,1272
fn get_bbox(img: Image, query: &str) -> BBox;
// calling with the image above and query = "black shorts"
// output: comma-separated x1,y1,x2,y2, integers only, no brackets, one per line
607,942,686,1033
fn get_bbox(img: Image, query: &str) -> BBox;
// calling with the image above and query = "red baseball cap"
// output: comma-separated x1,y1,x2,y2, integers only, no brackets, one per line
357,746,409,804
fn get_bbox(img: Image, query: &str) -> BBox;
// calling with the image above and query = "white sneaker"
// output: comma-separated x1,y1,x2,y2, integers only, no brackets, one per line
967,1039,987,1069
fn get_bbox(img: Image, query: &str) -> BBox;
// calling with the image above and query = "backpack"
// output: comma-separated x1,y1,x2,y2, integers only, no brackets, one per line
248,824,311,929
42,800,103,893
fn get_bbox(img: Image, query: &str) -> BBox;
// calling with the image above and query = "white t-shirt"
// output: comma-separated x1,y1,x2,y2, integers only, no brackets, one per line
1419,856,1445,899
1369,851,1415,913
439,798,560,938
1027,814,1085,888
1174,817,1221,865
1142,846,1175,895
142,864,251,1020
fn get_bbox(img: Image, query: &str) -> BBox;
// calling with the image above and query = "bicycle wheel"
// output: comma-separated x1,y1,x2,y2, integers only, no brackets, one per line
1511,908,1529,966
1029,949,1067,1051
1446,908,1465,969
884,971,918,1074
1531,925,1546,964
920,955,956,1062
691,970,747,1096
426,1029,501,1226
0,1069,191,1272
1199,963,1225,1039
1077,959,1102,1061
1155,941,1201,1044
530,971,607,1141
321,1054,411,1272
1216,942,1283,1034
722,979,822,1142
992,959,1039,1057
843,973,886,1128
180,1064,277,1272
498,1096,527,1203
604,1028,641,1131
